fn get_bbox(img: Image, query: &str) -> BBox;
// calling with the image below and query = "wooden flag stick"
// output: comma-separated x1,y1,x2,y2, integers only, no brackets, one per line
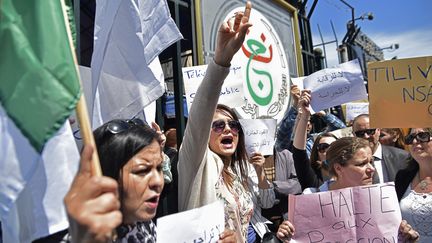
75,96,102,176
61,0,102,176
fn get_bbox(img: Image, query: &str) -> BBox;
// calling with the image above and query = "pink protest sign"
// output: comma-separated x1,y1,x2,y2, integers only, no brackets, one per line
288,183,401,242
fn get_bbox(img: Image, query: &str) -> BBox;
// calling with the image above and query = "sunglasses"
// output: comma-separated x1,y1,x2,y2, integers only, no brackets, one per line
404,132,431,145
317,143,331,153
211,120,241,135
354,128,376,138
107,118,146,134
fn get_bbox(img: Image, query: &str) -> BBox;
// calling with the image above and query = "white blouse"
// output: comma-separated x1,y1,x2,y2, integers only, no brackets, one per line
399,185,432,243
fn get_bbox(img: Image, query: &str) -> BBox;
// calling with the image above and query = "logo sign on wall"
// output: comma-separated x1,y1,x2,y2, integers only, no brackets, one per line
226,8,290,121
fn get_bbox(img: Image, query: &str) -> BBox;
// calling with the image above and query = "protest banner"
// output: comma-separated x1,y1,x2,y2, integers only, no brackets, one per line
288,183,401,243
157,201,224,243
367,56,432,128
303,59,368,112
183,65,244,111
345,102,369,122
239,119,277,157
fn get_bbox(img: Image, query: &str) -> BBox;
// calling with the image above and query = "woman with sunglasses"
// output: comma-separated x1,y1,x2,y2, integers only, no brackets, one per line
276,136,420,242
178,3,275,242
396,128,432,242
309,132,338,182
64,119,237,242
291,90,338,190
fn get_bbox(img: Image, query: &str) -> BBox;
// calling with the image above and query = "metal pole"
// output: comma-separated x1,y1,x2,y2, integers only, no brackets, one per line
190,0,198,65
173,1,185,146
73,0,80,63
317,24,328,68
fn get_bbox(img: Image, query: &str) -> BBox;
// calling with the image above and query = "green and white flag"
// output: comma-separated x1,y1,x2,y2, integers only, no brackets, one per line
0,0,81,152
0,0,81,241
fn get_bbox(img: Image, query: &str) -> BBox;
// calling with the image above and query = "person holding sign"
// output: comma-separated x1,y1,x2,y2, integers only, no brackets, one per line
276,85,345,158
178,2,273,243
276,136,419,242
291,89,338,190
352,114,409,183
397,128,432,242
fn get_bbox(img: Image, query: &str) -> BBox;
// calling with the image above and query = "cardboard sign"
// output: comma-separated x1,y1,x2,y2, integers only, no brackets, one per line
239,119,277,157
183,65,244,111
303,59,368,112
288,183,401,243
157,201,224,243
367,56,432,128
345,102,369,122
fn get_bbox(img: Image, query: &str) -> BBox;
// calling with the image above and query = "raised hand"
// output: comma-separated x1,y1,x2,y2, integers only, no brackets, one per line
298,89,312,115
152,121,166,148
214,1,253,67
249,151,265,167
64,145,122,243
290,84,301,108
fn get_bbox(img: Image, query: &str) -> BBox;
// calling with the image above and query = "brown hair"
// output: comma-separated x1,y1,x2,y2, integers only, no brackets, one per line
165,128,177,149
380,128,405,150
215,104,249,189
326,136,370,177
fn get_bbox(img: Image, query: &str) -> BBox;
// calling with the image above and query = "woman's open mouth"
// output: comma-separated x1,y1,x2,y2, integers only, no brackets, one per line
145,196,159,209
221,137,233,149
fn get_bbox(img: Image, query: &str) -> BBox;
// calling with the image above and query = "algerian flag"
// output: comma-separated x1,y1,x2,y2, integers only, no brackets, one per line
0,0,81,152
0,0,81,241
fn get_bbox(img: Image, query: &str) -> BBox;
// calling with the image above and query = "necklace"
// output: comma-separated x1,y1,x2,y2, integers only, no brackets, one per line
417,173,430,191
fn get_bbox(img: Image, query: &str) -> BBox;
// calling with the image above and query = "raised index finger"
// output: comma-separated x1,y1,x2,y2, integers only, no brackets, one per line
242,1,252,23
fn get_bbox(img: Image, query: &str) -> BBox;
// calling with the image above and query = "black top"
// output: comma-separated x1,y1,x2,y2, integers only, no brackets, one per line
395,159,418,201
292,146,322,190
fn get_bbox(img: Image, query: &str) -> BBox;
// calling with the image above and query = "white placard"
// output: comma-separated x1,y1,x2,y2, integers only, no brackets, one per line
183,65,244,111
239,119,277,157
156,201,224,243
289,76,316,114
303,59,368,112
291,76,305,89
345,102,369,122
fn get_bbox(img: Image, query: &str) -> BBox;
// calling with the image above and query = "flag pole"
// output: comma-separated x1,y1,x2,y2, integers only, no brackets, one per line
60,0,102,176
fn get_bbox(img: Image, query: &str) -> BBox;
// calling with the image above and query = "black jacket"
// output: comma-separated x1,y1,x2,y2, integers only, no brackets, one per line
395,159,418,201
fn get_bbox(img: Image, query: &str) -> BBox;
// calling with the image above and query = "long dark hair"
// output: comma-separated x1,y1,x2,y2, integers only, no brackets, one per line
215,104,249,189
310,132,338,180
93,120,159,181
